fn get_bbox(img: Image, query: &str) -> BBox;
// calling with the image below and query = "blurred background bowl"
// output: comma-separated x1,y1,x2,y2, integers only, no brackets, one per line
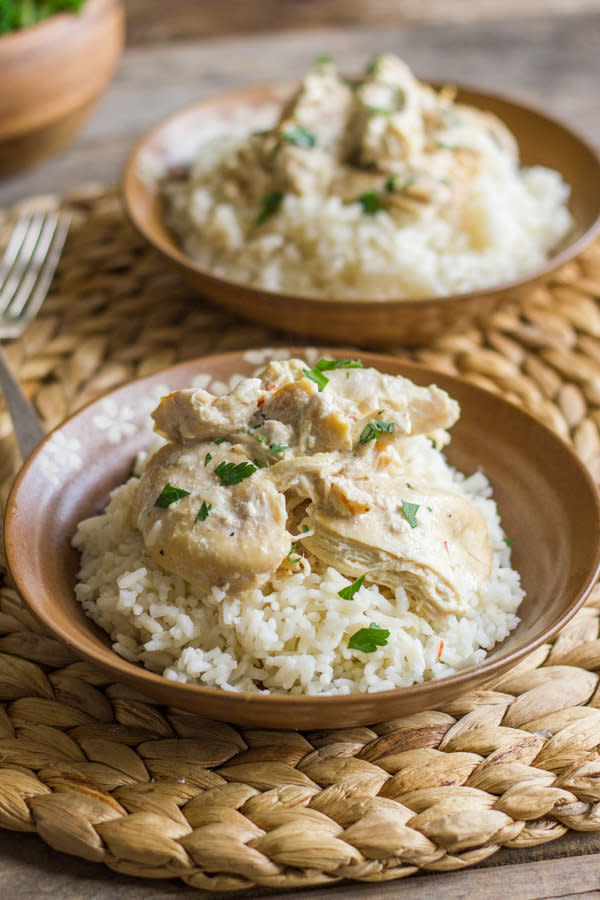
123,81,600,347
0,0,125,179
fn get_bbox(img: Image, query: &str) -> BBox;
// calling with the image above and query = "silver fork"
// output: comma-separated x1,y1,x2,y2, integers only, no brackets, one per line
0,211,70,460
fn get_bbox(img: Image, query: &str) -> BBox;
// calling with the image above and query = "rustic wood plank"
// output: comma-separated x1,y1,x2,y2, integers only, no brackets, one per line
122,0,600,43
2,828,600,898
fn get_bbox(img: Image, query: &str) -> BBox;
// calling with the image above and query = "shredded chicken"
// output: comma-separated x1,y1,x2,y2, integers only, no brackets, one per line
218,53,520,223
133,358,492,616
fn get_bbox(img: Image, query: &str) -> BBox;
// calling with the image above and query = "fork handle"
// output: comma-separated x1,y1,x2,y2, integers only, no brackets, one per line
0,345,46,461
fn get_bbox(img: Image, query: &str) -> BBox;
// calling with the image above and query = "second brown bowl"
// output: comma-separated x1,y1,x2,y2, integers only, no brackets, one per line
123,82,600,347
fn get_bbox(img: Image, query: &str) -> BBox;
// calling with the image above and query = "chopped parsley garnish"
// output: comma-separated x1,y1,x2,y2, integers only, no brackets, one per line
368,106,393,116
315,54,333,68
215,460,257,485
504,537,514,547
255,191,283,225
348,622,390,652
204,453,212,466
154,483,191,508
303,366,329,391
269,443,287,454
214,437,227,445
401,500,420,528
195,501,212,522
366,54,383,75
302,357,362,391
287,542,301,563
406,482,415,489
441,108,462,127
338,574,366,600
282,126,316,149
435,139,457,151
358,191,384,215
359,419,394,444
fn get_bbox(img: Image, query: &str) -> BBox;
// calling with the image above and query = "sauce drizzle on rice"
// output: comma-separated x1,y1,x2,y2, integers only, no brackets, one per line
72,358,525,695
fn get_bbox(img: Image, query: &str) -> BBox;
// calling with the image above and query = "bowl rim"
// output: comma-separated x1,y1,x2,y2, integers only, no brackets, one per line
122,78,600,311
0,0,117,45
5,350,600,717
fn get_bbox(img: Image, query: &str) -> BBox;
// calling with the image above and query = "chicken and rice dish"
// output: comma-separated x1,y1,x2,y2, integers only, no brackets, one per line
73,357,524,694
163,53,572,299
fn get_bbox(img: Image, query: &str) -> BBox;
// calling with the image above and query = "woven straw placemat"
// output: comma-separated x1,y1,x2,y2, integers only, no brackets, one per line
0,184,600,892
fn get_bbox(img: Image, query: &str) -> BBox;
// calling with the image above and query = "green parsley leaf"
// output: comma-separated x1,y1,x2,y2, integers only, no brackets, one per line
282,126,316,149
348,622,390,652
338,574,366,600
401,500,420,528
204,453,212,467
315,54,333,68
287,542,301,563
215,460,257,486
269,443,288,454
386,174,418,194
302,358,363,391
435,139,457,151
359,420,394,444
358,191,384,215
195,501,212,522
315,358,363,372
154,483,191,508
255,191,284,225
504,536,514,547
302,366,329,391
366,54,383,75
214,437,227,445
441,108,462,127
406,482,415,489
368,106,393,116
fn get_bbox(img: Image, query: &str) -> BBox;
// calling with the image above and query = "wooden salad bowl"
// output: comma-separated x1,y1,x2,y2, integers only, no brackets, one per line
0,0,125,178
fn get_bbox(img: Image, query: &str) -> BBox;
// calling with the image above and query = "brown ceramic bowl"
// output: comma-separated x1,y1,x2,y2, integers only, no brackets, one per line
122,81,600,347
0,0,125,178
5,350,600,729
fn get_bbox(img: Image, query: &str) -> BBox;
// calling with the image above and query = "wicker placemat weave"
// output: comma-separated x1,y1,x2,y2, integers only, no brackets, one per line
0,184,600,892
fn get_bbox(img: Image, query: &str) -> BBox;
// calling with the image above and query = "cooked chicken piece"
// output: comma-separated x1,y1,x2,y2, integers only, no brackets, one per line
298,476,493,616
131,441,290,594
270,452,375,517
329,168,386,204
153,377,263,443
270,142,335,196
152,359,459,459
347,55,428,169
453,104,519,161
277,61,354,160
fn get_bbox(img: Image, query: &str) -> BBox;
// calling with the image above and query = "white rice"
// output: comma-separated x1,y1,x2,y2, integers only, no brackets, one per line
73,431,524,696
164,139,572,301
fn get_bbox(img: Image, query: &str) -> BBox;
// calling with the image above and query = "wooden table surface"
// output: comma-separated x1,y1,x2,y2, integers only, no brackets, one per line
1,10,600,899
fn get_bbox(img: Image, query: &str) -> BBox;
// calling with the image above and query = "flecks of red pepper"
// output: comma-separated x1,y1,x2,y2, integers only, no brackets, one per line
443,540,449,554
437,639,444,659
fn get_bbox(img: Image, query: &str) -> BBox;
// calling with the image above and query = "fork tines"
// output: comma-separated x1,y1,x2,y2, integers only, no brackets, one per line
0,211,70,336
